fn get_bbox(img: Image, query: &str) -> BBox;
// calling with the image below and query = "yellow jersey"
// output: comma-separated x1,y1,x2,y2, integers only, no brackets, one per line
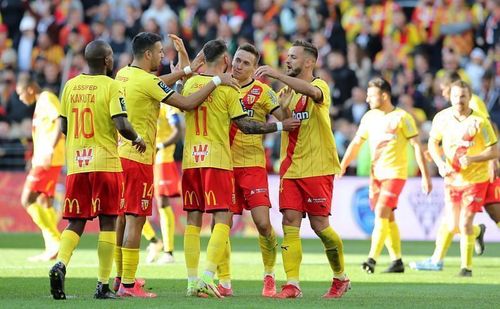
116,66,174,165
60,75,127,175
181,74,246,170
357,107,419,180
230,79,279,168
279,78,341,178
469,94,489,118
32,91,65,167
155,105,180,164
430,108,497,186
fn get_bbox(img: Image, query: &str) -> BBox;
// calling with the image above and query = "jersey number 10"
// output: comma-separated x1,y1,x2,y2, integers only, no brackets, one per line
71,107,95,138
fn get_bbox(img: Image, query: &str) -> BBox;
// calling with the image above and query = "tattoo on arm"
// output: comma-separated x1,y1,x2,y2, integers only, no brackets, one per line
234,117,276,134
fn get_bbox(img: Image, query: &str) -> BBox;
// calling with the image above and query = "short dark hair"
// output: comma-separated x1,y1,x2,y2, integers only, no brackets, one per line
202,39,227,63
237,43,260,64
292,40,318,60
442,71,462,85
132,32,162,57
368,77,392,95
450,80,472,97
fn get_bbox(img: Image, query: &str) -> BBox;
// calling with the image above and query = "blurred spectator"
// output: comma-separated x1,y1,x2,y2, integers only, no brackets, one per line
59,7,93,47
366,0,401,38
41,62,61,95
435,46,471,84
124,2,143,38
179,0,201,41
342,86,368,125
347,42,372,88
411,0,442,46
221,0,246,34
141,0,178,35
31,33,64,68
465,47,487,93
439,0,475,56
327,50,358,109
109,20,132,66
16,15,37,72
0,24,13,70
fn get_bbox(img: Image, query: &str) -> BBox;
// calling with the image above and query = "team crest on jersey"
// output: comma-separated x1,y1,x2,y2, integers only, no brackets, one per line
141,199,150,210
192,144,209,163
75,148,93,167
157,80,171,94
119,97,126,111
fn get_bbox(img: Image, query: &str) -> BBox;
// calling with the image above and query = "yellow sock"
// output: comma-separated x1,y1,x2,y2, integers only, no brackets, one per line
142,219,156,241
259,229,277,274
184,225,201,278
497,222,500,229
121,247,139,284
217,238,231,284
42,206,61,244
57,230,80,266
282,225,302,283
206,223,230,273
432,222,455,261
26,203,52,246
368,218,389,260
385,221,402,260
317,226,345,276
460,233,474,269
159,207,175,252
97,231,116,284
46,206,59,226
473,225,480,238
114,246,122,277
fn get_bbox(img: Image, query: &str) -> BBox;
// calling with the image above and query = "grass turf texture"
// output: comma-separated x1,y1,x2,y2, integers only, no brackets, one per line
1,233,499,308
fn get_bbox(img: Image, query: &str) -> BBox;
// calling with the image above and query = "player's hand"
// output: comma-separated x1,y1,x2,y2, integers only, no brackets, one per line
255,65,282,80
168,34,188,55
338,165,347,178
281,117,300,131
421,176,432,195
459,155,471,169
488,160,499,182
437,162,452,177
170,61,181,74
218,73,240,90
279,87,293,110
133,137,146,153
190,50,205,73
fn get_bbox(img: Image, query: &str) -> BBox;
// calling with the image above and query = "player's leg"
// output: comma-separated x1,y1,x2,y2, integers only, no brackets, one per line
182,168,204,296
458,206,475,277
364,203,391,273
484,203,500,227
216,212,233,296
251,206,277,297
113,214,125,291
116,159,156,298
157,195,176,264
273,208,303,299
95,215,117,299
185,210,202,296
197,168,234,298
383,210,405,272
142,217,162,263
273,178,304,299
22,169,60,260
49,172,90,300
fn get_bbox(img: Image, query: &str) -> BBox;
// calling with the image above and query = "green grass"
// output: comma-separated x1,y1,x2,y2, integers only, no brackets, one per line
1,233,500,308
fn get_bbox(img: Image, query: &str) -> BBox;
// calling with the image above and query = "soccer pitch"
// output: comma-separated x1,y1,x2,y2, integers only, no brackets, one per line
1,234,499,308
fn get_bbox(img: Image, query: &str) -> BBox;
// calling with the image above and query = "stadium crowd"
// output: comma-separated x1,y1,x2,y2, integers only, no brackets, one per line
0,0,498,173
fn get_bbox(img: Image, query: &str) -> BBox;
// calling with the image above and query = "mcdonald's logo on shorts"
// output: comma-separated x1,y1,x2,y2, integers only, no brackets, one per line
64,198,80,214
184,191,199,206
92,198,101,213
204,190,217,206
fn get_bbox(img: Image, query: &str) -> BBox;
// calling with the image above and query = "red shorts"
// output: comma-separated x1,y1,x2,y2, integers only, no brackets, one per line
231,167,271,215
369,178,406,210
279,175,334,217
445,182,489,213
154,162,181,197
26,166,62,197
484,178,500,206
121,158,154,216
63,172,124,220
182,168,235,213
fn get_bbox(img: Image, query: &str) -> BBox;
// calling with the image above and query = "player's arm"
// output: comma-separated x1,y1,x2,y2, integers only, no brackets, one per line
164,74,239,111
113,115,146,153
428,137,450,177
233,116,300,134
409,135,432,194
60,116,67,136
255,65,322,102
460,144,498,167
339,136,365,177
157,114,182,150
159,39,205,87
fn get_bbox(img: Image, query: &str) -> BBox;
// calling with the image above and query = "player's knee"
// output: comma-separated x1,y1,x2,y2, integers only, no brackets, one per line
255,220,271,236
67,219,86,235
99,215,117,231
